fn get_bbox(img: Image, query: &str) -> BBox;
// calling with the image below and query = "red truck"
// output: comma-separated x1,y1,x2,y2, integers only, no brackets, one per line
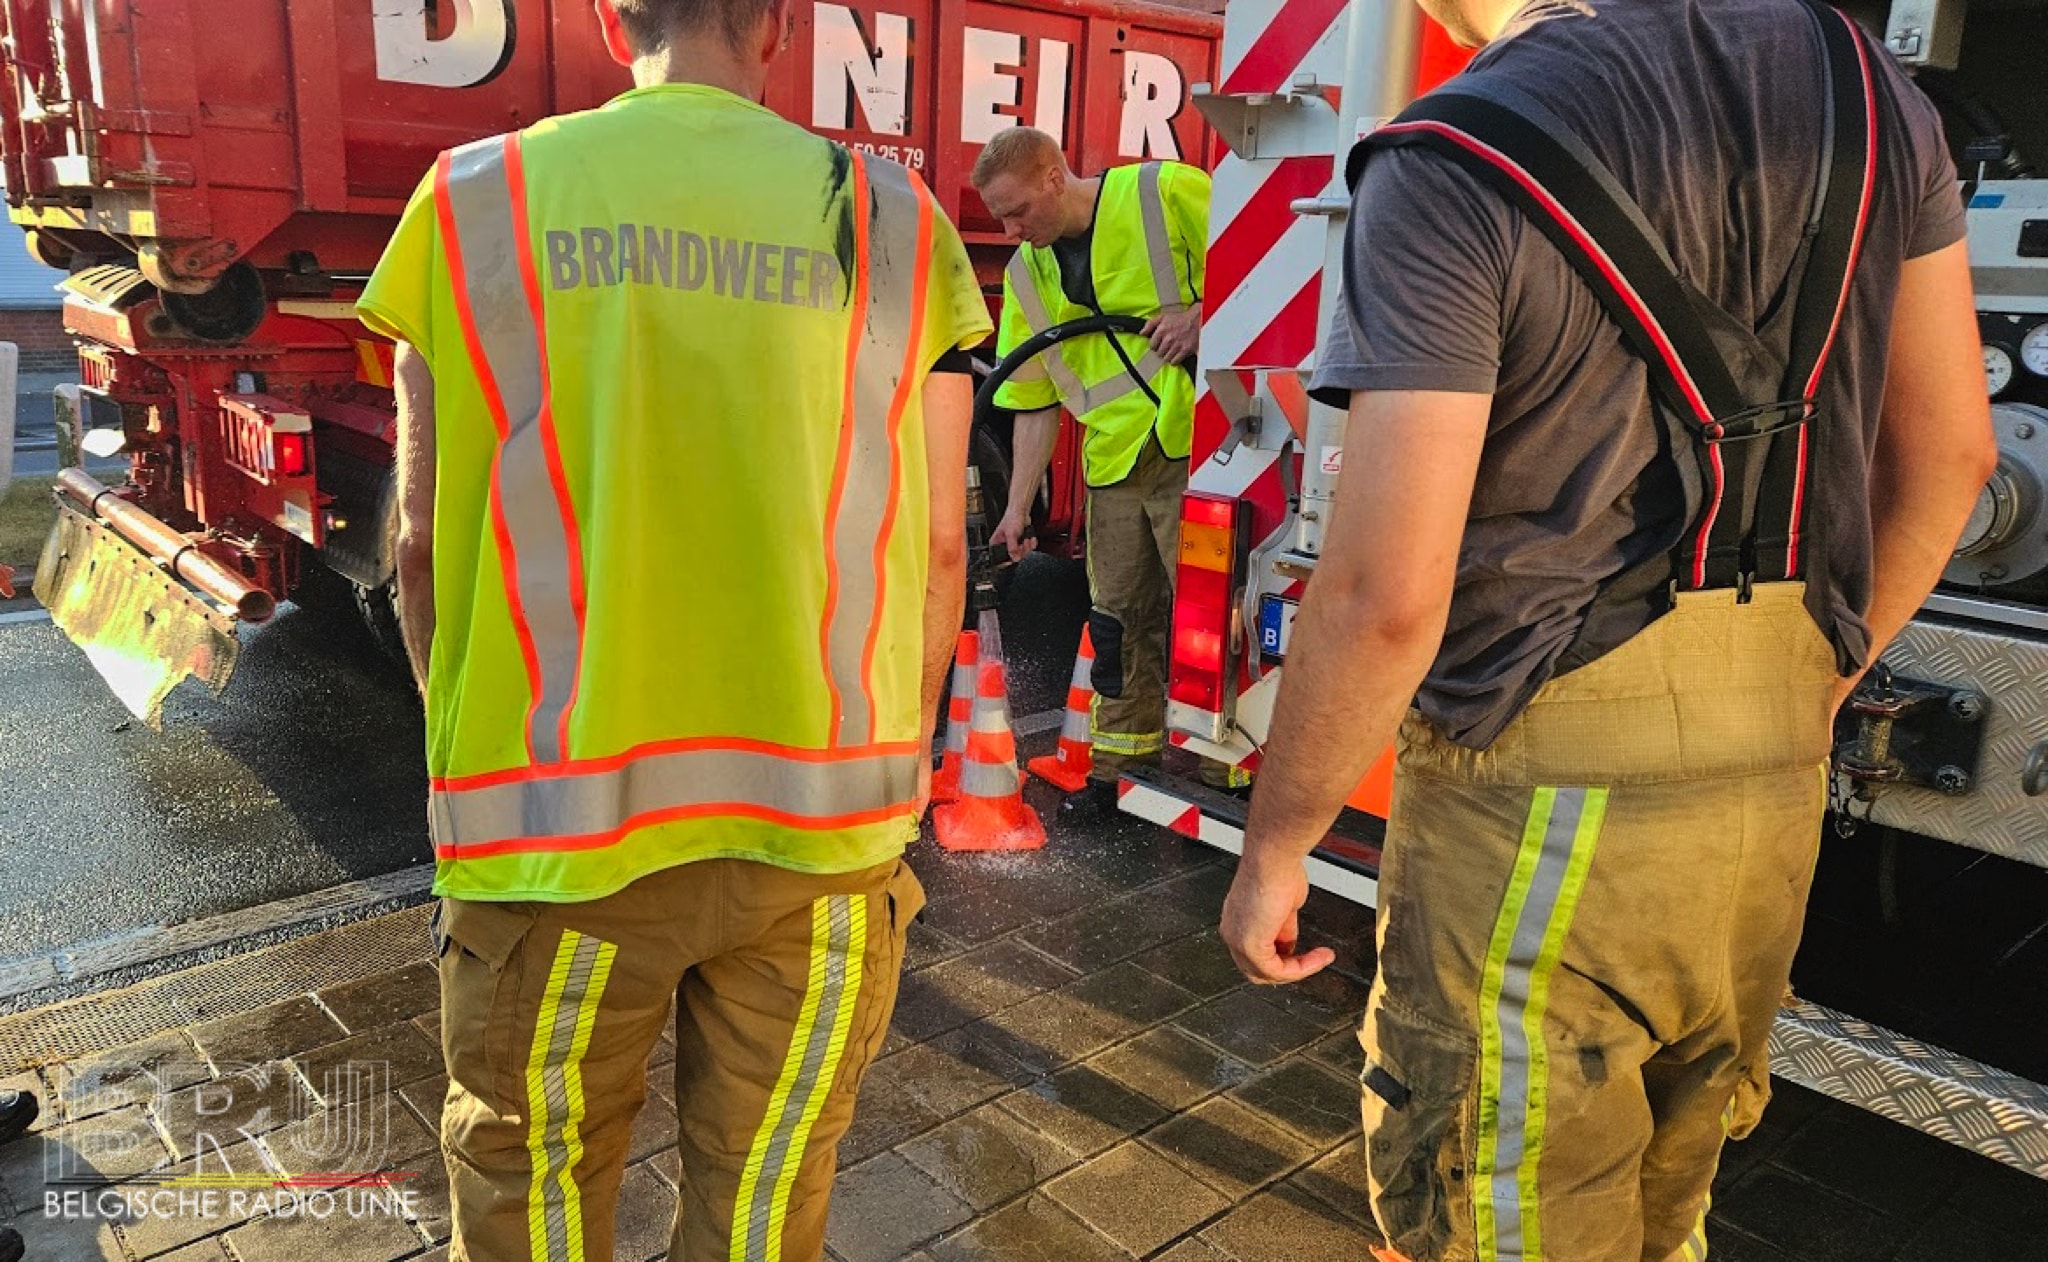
3,0,1219,709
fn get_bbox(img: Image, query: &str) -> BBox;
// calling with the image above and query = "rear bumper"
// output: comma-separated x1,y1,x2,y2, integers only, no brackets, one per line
1114,765,1384,907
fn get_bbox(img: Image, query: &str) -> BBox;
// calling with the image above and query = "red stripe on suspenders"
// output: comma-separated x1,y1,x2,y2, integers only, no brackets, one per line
434,149,546,754
503,134,590,756
1377,119,1728,589
856,173,935,743
820,152,874,745
1787,12,1878,579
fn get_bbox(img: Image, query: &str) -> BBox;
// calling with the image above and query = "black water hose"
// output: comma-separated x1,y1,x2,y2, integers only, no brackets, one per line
971,313,1151,431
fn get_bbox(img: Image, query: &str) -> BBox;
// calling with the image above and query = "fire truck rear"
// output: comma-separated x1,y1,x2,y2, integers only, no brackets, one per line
1124,0,2048,1179
1,0,1220,719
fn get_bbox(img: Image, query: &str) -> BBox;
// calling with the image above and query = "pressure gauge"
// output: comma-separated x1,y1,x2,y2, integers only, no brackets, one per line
2023,323,2048,376
1986,343,2016,397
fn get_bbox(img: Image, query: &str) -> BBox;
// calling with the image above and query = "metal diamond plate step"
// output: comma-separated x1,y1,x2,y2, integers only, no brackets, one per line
1770,1001,2048,1180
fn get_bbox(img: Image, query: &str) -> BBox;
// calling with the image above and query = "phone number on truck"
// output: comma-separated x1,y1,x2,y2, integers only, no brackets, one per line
849,141,927,169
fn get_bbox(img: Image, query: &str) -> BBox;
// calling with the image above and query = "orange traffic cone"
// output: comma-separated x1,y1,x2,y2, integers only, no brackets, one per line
931,630,978,804
1027,626,1096,792
934,658,1047,851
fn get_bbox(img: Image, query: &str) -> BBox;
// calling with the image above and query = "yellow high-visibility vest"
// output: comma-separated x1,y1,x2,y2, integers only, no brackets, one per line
993,161,1209,486
358,86,990,901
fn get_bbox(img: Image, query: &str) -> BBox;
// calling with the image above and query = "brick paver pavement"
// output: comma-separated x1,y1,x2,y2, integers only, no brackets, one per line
3,811,2045,1261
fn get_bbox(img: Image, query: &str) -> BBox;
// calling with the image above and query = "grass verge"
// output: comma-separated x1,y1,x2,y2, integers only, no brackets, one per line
0,474,56,573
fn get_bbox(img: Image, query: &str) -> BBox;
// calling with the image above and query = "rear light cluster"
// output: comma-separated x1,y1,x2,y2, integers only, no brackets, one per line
219,394,314,485
273,431,309,477
1168,492,1241,712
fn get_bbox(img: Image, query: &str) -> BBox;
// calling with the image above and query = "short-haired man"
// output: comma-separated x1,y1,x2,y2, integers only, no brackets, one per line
974,127,1242,812
1220,0,1993,1258
357,0,992,1256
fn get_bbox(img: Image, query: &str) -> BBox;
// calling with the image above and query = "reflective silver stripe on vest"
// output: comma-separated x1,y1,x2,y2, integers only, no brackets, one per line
1006,252,1092,405
432,746,920,846
441,136,581,765
825,155,927,746
1135,162,1185,315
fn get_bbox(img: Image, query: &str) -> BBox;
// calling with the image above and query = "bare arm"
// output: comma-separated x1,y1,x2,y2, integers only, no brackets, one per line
919,372,973,809
392,342,437,693
990,407,1059,560
1845,241,1998,709
1222,389,1491,983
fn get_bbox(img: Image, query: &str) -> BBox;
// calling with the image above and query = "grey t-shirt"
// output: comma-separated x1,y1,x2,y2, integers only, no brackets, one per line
1309,0,1966,748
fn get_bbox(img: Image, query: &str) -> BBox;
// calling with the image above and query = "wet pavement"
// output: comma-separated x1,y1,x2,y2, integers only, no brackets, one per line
1,806,2045,1262
0,522,2045,1258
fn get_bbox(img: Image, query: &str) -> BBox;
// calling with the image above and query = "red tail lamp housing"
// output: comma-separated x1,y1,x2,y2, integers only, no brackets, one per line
1168,492,1245,714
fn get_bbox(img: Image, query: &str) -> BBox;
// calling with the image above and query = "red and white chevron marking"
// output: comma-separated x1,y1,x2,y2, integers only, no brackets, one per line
1196,0,1357,445
1115,776,1381,907
1197,3,1474,428
1216,0,1353,97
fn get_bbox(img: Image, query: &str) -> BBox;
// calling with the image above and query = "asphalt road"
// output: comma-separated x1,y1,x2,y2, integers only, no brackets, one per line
0,593,430,968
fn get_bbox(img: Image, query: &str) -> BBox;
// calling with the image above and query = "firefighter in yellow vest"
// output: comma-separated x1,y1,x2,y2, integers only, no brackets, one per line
974,126,1244,817
357,0,991,1255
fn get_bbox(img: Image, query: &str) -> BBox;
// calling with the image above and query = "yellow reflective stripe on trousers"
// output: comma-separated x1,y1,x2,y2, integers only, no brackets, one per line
1474,786,1607,1262
1679,1191,1711,1262
441,136,582,765
1089,727,1164,758
524,928,618,1262
730,894,867,1262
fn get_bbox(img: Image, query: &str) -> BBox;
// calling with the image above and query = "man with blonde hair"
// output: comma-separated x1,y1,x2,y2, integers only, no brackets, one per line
974,126,1239,814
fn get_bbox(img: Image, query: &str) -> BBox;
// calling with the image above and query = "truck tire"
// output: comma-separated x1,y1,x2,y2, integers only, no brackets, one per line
349,496,409,669
353,575,408,669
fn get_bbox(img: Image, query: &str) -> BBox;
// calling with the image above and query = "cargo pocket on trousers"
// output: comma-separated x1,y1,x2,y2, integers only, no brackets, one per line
1089,608,1126,699
436,897,541,1117
1360,1002,1477,1262
834,862,926,1098
1725,1054,1773,1141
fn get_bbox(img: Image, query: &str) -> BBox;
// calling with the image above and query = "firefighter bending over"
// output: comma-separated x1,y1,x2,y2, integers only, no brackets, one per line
976,126,1246,815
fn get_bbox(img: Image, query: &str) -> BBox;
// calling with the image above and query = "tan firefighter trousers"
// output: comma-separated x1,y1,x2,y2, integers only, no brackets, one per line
1085,431,1246,789
1359,584,1837,1262
432,855,923,1262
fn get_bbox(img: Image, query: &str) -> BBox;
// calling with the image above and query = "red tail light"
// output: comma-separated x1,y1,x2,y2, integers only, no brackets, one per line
1168,493,1241,712
273,431,309,477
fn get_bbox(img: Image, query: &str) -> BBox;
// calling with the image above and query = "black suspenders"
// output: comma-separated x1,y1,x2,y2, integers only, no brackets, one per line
1351,0,1877,598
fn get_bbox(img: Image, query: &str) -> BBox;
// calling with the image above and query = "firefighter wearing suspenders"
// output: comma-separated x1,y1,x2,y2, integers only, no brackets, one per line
1219,1,1993,1259
357,0,992,1257
974,126,1247,817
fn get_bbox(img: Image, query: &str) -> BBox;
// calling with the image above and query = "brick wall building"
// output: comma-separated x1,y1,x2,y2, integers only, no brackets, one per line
0,235,71,372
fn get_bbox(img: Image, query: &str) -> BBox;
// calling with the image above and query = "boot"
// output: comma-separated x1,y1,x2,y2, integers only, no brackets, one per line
0,1091,38,1146
0,1223,21,1262
1058,779,1119,821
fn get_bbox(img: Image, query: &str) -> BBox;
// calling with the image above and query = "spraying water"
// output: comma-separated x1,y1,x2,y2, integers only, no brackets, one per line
975,605,1005,667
